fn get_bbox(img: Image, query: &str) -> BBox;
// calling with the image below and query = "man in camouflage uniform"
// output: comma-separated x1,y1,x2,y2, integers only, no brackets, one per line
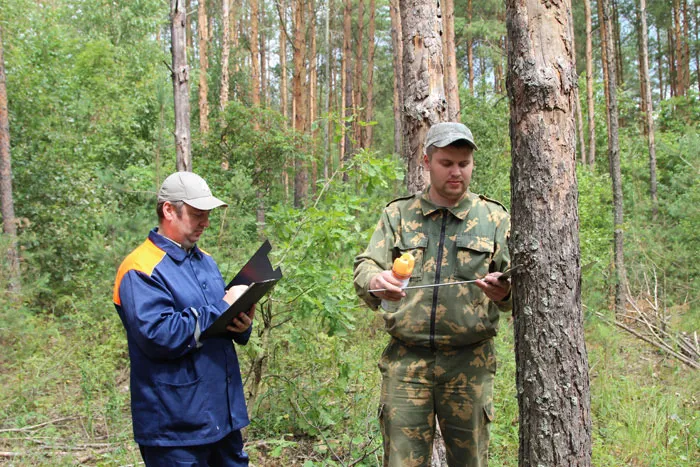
354,122,511,467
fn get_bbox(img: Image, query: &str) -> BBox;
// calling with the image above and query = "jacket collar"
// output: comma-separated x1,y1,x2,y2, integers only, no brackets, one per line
148,228,202,262
419,189,475,220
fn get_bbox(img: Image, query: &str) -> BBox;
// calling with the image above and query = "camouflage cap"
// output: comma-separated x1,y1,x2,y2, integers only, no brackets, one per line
425,122,478,151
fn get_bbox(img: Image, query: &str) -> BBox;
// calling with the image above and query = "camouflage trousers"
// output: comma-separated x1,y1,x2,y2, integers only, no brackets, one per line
377,337,496,467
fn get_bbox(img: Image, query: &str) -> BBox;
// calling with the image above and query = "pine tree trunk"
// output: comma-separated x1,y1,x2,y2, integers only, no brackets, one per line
638,0,658,221
506,1,592,464
673,0,682,96
602,0,627,313
250,0,261,107
467,0,474,95
171,0,192,171
198,0,210,135
399,0,446,194
280,0,288,122
342,0,353,178
260,6,268,108
682,0,690,94
389,0,403,156
231,0,240,97
657,27,665,100
569,14,585,163
220,0,231,111
354,0,365,147
584,0,595,167
309,0,318,194
363,0,376,148
324,0,332,179
293,0,308,207
613,0,624,85
442,0,459,121
0,25,20,293
696,3,700,94
598,0,612,142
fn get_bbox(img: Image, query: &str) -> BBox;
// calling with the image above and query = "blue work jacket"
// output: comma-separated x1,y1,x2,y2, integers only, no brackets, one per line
113,228,251,447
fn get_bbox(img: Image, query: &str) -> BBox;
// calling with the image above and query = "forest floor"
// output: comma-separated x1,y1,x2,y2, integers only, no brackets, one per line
0,306,698,466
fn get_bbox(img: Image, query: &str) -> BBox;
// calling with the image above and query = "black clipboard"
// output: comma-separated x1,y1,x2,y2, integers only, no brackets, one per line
201,240,282,339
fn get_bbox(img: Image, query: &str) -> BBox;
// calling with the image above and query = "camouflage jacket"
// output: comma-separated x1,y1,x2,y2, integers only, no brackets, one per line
354,190,512,349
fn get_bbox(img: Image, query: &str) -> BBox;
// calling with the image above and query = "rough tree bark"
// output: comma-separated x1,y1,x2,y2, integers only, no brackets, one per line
442,0,460,121
584,0,595,166
638,0,658,221
197,0,210,135
0,25,20,293
389,0,404,156
399,0,447,193
506,1,592,465
602,0,628,313
171,0,192,171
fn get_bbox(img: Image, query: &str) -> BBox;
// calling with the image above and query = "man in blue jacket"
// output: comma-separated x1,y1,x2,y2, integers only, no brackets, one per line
114,172,254,466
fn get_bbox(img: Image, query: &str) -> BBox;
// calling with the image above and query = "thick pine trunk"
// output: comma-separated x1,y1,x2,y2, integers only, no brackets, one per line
506,1,591,464
198,0,210,135
602,0,627,313
442,0,460,121
584,0,595,167
399,0,446,193
171,0,192,171
638,0,658,220
0,25,20,293
389,0,404,156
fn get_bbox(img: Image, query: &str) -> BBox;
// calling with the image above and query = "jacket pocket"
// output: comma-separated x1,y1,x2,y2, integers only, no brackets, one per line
455,235,493,280
394,234,428,281
155,377,209,433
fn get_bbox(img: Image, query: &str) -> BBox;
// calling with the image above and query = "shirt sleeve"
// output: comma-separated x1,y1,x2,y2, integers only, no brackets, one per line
118,269,230,359
353,209,396,309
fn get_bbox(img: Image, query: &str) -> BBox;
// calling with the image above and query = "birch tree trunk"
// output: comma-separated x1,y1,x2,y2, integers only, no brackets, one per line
399,0,446,193
220,0,231,111
584,0,595,166
0,25,20,293
198,0,210,135
506,1,592,464
389,0,404,156
602,0,628,313
442,0,459,122
638,0,658,220
171,0,192,171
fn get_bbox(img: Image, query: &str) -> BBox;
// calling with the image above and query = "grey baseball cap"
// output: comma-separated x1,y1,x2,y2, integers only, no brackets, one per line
425,122,478,151
157,172,228,211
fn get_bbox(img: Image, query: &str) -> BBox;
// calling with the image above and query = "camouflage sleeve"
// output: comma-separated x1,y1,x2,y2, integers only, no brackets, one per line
493,212,512,312
353,209,396,309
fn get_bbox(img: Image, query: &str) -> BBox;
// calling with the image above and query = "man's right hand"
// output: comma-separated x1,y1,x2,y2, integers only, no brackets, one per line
369,270,406,301
223,284,249,306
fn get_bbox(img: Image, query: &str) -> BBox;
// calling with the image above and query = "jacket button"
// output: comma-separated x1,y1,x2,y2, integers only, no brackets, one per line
202,283,208,289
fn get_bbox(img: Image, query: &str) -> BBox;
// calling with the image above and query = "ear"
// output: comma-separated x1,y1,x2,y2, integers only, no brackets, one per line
422,153,430,170
162,201,178,221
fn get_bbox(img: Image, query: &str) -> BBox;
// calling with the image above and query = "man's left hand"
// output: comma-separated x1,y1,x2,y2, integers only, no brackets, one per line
475,272,511,302
226,305,256,333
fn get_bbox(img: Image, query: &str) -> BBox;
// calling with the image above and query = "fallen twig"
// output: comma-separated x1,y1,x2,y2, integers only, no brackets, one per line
0,417,78,433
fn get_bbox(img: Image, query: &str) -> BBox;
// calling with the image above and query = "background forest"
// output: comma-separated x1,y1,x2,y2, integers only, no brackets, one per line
0,0,698,465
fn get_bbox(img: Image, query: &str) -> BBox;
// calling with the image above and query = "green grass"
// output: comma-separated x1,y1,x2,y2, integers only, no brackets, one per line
0,296,697,465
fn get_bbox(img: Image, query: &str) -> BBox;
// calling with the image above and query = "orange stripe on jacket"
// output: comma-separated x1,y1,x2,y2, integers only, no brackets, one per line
113,239,167,306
